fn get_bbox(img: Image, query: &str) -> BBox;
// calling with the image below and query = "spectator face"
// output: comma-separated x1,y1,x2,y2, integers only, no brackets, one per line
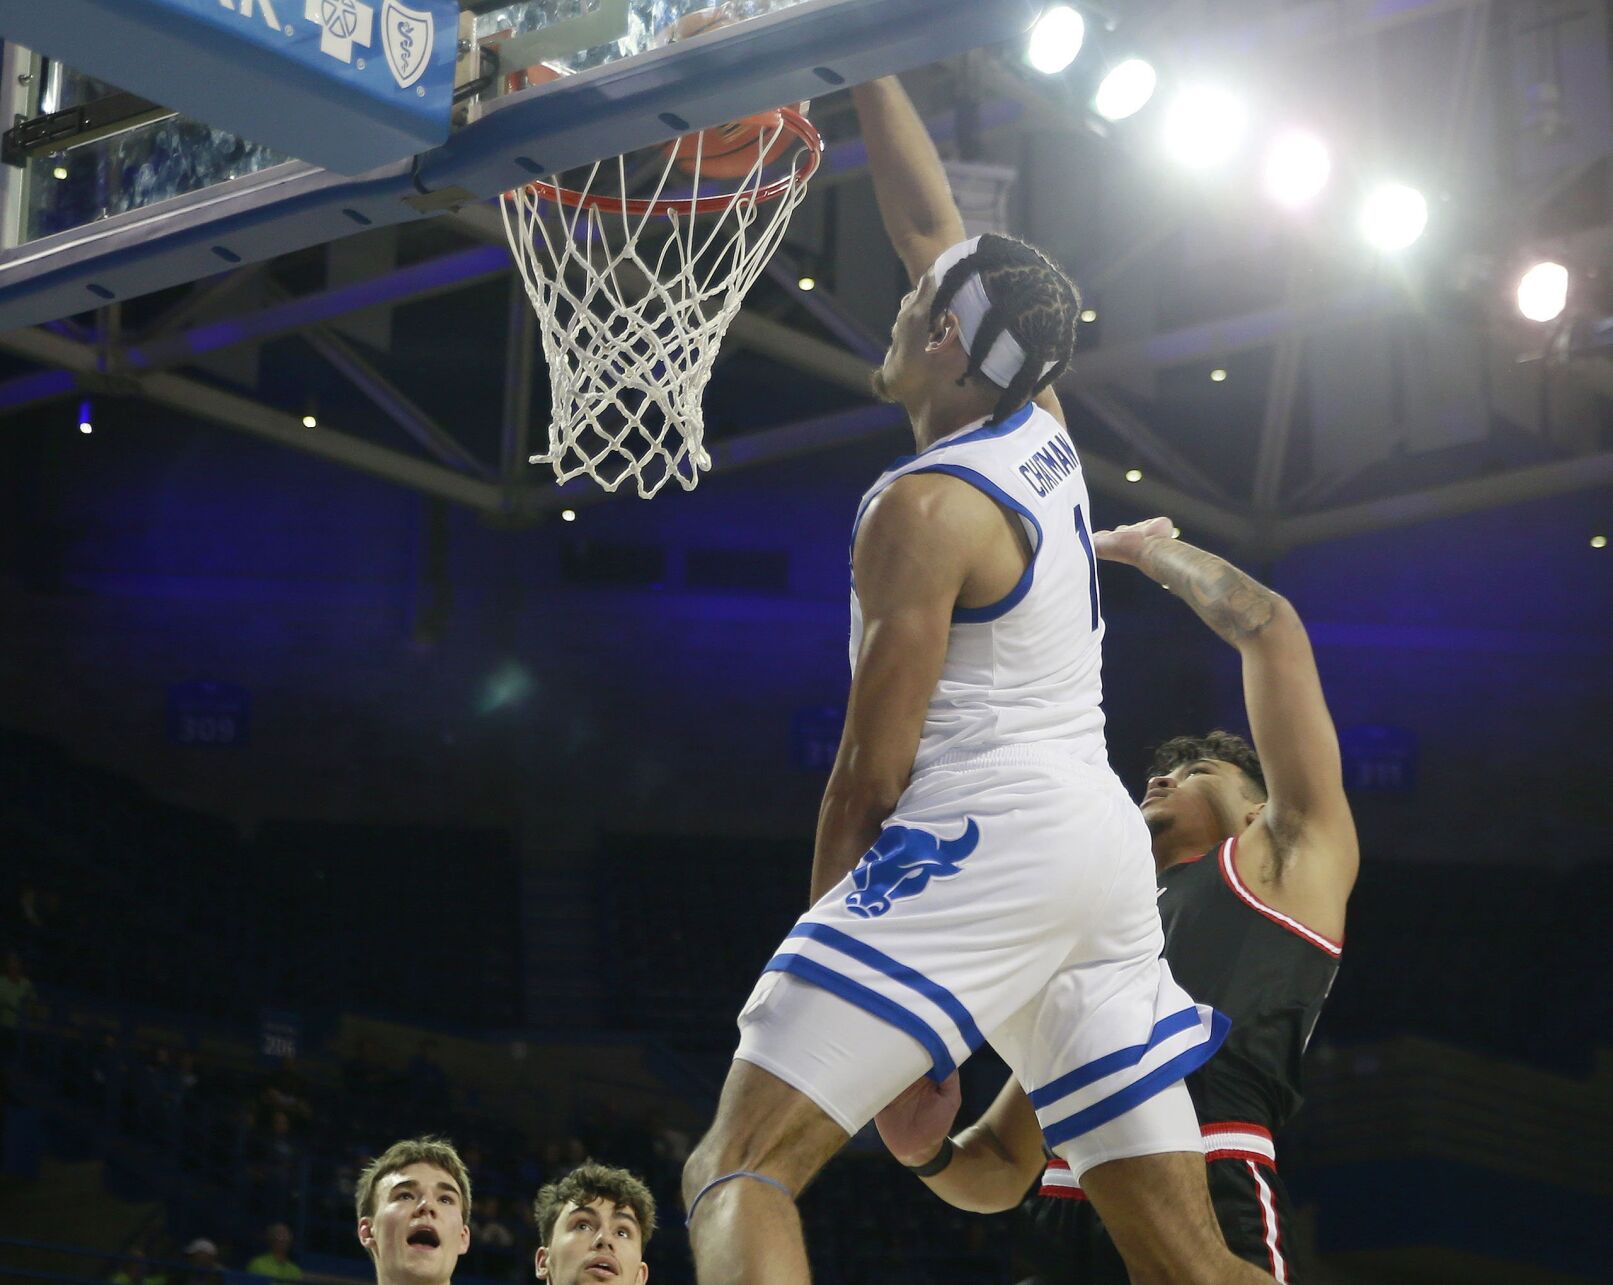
267,1224,293,1258
358,1163,470,1284
535,1198,647,1285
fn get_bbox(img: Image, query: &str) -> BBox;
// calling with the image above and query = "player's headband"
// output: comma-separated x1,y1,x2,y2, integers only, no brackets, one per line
928,236,1061,391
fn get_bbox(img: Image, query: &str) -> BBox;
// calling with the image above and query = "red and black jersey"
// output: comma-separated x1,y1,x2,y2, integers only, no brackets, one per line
1019,834,1342,1283
1159,834,1341,1131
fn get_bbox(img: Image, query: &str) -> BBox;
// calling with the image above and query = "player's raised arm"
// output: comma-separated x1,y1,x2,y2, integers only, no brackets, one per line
809,474,995,903
1095,519,1359,901
849,77,967,285
850,77,1068,427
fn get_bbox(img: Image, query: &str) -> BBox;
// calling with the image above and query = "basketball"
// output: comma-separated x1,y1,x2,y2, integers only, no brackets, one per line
668,106,807,179
657,6,808,180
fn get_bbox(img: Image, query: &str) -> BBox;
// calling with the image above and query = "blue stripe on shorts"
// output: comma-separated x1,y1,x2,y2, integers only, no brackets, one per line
1041,1008,1232,1148
762,953,958,1080
785,922,986,1052
1027,1005,1205,1111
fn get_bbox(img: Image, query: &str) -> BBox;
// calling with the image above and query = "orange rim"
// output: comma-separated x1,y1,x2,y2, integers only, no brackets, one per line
514,106,821,216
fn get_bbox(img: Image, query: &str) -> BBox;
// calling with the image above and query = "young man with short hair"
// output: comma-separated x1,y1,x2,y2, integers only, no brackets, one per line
354,1136,472,1285
533,1161,656,1285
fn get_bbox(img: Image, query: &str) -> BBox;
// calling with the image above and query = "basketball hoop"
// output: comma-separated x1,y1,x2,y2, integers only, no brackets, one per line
500,106,822,497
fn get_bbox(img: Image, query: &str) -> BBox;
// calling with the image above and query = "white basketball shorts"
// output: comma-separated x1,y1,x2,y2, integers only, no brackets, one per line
735,749,1227,1176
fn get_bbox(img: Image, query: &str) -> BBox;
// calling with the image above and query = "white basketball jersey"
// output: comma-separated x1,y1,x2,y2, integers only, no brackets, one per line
849,402,1108,771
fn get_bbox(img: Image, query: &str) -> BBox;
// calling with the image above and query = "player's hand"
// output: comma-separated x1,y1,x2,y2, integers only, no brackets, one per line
1092,516,1174,565
874,1071,962,1168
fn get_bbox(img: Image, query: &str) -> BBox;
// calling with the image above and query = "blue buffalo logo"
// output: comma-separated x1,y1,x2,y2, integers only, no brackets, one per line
845,819,981,919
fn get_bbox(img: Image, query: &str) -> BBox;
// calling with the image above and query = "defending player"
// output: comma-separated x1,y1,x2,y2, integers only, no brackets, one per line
682,77,1274,1284
875,520,1358,1282
354,1136,472,1285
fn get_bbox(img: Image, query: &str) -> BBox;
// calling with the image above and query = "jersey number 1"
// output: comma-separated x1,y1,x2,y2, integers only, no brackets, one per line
1073,505,1101,631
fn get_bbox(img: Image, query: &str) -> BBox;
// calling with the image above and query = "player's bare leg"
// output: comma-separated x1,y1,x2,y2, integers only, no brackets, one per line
682,1060,848,1284
1080,1150,1276,1284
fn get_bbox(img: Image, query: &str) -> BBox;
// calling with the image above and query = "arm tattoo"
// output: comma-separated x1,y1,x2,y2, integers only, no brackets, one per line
1138,539,1278,646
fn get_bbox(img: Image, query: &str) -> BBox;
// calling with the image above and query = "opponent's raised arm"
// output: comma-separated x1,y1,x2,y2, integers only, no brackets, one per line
876,1072,1045,1214
1095,519,1358,894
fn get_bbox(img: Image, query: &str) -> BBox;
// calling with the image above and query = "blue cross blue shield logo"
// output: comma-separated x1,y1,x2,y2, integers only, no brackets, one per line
382,0,434,89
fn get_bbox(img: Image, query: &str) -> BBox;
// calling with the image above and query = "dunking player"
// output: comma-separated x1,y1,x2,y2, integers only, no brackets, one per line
876,520,1357,1282
683,76,1274,1284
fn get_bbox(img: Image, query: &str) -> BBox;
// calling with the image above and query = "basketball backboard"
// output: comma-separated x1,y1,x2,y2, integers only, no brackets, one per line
0,0,1042,331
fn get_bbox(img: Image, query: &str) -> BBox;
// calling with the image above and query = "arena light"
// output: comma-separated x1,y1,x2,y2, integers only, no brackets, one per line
78,398,92,434
1124,468,1143,483
301,413,317,428
1263,129,1331,208
797,275,816,292
561,509,577,523
1210,367,1228,382
1516,261,1568,323
1360,183,1428,251
1593,534,1608,549
1025,5,1086,76
1163,86,1247,169
1079,308,1098,323
1093,58,1157,122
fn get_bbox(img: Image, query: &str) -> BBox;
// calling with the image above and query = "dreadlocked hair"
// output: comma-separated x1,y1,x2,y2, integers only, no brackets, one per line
930,233,1083,425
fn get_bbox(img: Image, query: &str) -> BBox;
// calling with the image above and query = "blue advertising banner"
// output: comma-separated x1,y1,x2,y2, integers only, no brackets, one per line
792,706,845,773
167,681,250,747
1339,723,1418,792
0,0,457,173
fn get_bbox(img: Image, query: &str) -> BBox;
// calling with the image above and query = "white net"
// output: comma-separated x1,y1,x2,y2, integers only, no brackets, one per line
500,111,819,497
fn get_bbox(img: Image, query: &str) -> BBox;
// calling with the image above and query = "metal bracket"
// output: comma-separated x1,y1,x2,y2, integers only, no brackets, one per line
1,90,176,168
402,184,479,213
491,0,632,72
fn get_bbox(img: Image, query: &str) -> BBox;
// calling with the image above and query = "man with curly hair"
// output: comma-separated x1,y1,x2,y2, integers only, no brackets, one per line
354,1136,473,1285
876,524,1357,1282
533,1161,656,1285
684,77,1269,1284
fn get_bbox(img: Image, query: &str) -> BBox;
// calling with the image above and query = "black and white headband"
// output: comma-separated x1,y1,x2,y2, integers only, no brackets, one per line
929,236,1061,390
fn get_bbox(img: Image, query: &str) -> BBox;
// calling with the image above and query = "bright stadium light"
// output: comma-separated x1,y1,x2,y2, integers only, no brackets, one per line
1360,183,1428,251
1025,4,1085,76
78,398,92,434
1263,130,1331,208
1094,58,1157,121
1163,86,1247,168
1516,261,1568,322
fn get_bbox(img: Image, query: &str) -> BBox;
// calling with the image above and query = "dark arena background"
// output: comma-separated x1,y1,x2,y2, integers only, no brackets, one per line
2,1,1612,1282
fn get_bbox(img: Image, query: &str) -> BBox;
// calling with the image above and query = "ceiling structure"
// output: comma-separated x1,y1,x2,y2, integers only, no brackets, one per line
1,0,1610,560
